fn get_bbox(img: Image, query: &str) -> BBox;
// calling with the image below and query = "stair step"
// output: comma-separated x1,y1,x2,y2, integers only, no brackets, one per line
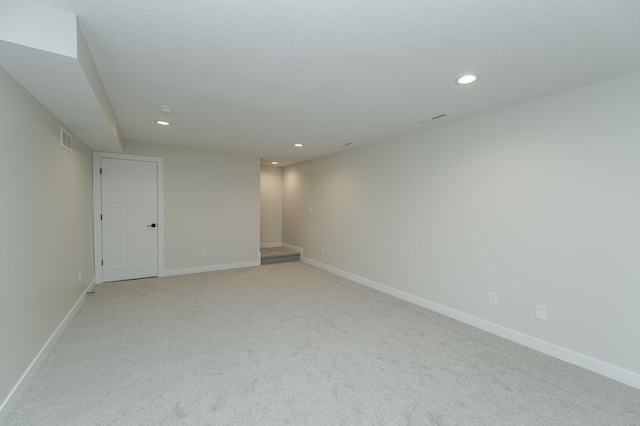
260,247,300,265
261,254,300,265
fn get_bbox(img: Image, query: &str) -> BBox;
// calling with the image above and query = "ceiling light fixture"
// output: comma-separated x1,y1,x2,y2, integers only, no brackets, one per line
456,74,478,85
271,161,278,165
294,143,303,147
155,120,171,126
159,106,173,114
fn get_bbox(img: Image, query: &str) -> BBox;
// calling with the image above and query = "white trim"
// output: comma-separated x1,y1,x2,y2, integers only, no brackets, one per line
282,243,303,255
162,260,260,277
260,242,282,249
93,152,165,283
0,279,96,423
301,256,640,390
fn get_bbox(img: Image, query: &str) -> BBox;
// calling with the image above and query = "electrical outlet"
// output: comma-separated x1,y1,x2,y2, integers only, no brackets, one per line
536,305,547,321
201,249,207,257
489,292,498,305
321,247,325,255
78,271,82,283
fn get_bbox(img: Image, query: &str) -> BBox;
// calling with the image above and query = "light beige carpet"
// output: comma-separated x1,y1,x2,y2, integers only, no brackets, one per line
6,262,640,425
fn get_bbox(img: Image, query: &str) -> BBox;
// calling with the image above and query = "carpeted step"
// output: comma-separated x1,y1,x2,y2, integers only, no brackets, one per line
260,247,301,265
261,254,300,265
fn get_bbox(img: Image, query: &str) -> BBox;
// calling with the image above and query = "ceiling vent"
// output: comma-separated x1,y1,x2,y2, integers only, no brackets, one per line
60,127,72,152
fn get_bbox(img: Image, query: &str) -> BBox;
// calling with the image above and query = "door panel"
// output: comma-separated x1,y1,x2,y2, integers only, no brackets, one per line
103,202,127,268
101,158,158,282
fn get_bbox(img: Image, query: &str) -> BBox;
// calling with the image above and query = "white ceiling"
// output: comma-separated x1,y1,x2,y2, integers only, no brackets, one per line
6,1,640,166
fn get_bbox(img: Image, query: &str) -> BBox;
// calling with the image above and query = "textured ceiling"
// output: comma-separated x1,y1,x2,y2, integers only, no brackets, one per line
17,1,640,165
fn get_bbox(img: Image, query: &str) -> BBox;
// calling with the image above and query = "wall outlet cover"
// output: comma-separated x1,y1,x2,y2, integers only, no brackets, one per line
536,305,548,320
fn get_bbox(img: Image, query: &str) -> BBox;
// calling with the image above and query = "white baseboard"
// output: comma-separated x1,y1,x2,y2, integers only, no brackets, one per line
0,279,96,423
162,260,260,277
301,256,640,390
260,242,282,249
282,243,303,255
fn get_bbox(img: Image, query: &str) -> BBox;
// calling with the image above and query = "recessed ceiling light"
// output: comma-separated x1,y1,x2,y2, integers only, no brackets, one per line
456,74,478,85
155,120,171,126
159,106,173,114
294,143,303,147
271,161,278,165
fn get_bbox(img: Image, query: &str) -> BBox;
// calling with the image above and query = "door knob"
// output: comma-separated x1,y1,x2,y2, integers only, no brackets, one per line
147,223,157,228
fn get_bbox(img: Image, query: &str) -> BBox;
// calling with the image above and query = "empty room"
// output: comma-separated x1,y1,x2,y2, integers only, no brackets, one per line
1,0,640,424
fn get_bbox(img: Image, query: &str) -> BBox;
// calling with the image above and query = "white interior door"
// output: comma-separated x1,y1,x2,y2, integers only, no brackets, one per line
101,158,158,282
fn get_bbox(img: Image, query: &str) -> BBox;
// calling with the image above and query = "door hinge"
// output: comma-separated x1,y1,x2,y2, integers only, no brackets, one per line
101,259,104,266
100,168,102,174
100,214,103,221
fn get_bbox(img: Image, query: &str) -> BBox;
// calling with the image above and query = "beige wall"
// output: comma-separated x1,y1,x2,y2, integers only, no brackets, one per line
0,68,94,409
125,141,260,272
283,71,640,377
260,166,283,246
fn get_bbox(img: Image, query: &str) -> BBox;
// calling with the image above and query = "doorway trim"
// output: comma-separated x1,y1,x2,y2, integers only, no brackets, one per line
93,151,165,283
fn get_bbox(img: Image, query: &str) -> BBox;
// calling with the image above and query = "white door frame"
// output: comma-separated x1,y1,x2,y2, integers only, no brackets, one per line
93,151,165,283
